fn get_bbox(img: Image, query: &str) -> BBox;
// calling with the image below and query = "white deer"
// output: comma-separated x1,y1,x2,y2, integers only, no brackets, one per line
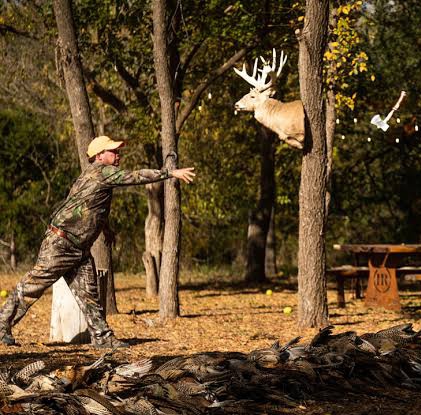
234,49,304,149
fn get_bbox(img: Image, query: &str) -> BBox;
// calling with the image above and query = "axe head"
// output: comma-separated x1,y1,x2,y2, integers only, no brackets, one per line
370,114,390,131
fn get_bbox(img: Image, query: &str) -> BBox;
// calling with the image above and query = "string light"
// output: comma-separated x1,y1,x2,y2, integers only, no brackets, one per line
367,137,372,142
396,117,401,123
415,125,419,132
198,105,202,111
234,110,238,115
353,118,358,124
341,135,345,140
336,118,340,124
395,138,400,143
208,92,212,100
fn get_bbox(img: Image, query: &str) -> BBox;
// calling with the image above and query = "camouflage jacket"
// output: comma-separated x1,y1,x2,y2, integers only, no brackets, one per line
50,161,171,249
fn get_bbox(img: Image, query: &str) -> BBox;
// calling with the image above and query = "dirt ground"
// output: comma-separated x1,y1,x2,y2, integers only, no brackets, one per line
1,268,421,414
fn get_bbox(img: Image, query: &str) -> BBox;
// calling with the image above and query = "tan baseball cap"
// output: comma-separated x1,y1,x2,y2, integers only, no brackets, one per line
87,136,125,158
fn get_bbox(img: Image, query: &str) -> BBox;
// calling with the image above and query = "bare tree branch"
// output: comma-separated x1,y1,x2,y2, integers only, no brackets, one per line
28,153,52,205
115,58,150,107
176,46,252,134
0,23,34,39
176,39,205,86
84,70,127,113
0,239,11,248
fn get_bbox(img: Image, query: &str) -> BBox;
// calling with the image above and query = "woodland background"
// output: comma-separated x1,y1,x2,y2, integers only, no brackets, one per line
1,0,421,279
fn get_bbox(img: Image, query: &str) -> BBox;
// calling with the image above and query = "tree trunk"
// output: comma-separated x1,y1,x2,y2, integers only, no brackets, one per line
94,231,118,315
10,231,16,271
325,6,338,217
143,181,164,297
325,87,336,216
54,0,92,171
52,0,114,341
245,126,275,283
296,0,329,328
152,0,181,319
265,206,277,277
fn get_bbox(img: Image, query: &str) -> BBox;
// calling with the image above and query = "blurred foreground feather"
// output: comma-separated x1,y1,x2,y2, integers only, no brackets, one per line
2,323,421,414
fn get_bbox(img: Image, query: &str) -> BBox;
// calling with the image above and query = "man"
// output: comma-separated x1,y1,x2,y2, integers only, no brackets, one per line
0,135,195,348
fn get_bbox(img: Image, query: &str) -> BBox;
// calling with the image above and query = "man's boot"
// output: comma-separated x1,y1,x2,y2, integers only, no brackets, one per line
0,325,16,346
93,334,129,349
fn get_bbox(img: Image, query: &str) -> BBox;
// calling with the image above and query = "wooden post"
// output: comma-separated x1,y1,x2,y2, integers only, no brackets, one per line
336,275,346,308
50,278,90,343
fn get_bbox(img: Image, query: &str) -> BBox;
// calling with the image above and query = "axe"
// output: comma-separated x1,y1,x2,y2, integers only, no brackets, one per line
370,91,406,131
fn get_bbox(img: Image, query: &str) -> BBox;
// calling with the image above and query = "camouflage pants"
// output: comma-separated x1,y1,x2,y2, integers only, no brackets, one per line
0,229,112,343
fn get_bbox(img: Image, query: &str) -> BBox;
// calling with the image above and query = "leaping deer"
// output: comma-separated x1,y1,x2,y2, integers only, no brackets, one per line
234,49,305,149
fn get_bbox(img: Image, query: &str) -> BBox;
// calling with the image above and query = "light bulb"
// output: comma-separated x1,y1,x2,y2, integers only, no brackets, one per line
396,117,400,123
336,118,340,124
198,105,202,111
395,138,400,143
341,135,345,140
367,137,372,142
353,118,358,123
208,92,212,100
415,125,419,132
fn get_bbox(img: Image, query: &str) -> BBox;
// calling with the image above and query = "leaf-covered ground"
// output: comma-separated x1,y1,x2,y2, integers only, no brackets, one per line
1,269,421,414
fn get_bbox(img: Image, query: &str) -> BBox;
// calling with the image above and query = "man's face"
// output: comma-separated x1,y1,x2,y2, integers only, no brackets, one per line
96,149,120,166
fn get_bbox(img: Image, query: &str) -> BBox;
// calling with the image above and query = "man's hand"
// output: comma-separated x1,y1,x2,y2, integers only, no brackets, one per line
170,167,195,184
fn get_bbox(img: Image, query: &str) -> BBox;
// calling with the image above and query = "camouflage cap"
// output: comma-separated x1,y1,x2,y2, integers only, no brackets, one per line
87,136,125,158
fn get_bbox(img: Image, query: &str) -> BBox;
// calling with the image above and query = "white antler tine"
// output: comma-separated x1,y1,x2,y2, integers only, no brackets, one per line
271,48,277,71
252,58,259,78
233,61,260,88
259,55,267,65
277,50,287,77
259,64,273,88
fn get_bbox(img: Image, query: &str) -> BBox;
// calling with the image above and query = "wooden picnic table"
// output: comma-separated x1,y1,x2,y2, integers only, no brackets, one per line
333,244,421,311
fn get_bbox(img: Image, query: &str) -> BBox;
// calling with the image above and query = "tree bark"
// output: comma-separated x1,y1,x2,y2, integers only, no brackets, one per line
52,0,115,341
54,0,92,171
9,230,16,271
143,181,164,297
245,126,275,283
0,231,17,271
296,0,329,328
265,206,277,277
325,87,336,215
325,6,338,217
152,0,181,319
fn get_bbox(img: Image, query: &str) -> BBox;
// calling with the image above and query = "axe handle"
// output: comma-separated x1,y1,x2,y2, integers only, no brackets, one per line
384,91,406,123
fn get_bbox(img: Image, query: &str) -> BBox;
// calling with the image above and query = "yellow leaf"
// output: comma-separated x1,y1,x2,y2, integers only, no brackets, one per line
298,15,304,22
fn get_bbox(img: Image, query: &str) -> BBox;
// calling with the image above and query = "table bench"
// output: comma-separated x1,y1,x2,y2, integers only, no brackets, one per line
327,264,421,308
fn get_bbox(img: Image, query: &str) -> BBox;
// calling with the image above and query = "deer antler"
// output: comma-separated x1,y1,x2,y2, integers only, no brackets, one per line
258,49,288,91
233,58,261,88
234,49,288,91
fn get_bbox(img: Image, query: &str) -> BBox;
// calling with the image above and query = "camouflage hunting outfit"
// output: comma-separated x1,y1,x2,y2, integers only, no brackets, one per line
0,161,171,346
